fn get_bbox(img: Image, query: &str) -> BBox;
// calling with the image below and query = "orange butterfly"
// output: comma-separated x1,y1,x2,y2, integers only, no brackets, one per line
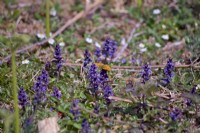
95,63,112,71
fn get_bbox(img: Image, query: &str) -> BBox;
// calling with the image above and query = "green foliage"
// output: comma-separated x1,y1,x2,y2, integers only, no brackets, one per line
185,31,200,57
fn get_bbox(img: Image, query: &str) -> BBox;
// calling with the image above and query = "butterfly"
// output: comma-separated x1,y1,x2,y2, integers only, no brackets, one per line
95,63,112,71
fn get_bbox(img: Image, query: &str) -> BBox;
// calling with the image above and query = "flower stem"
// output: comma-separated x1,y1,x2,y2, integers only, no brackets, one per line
137,0,142,7
11,49,20,133
46,0,50,37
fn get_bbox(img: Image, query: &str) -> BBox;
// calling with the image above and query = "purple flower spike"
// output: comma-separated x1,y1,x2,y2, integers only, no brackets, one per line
170,108,181,121
94,47,101,62
81,119,91,133
121,58,126,64
89,64,100,94
131,55,135,65
32,69,49,105
52,87,62,99
99,69,108,85
93,103,100,114
53,44,63,76
83,49,92,67
70,99,80,121
186,85,198,106
104,85,113,105
102,38,117,58
45,61,51,70
190,85,197,94
161,58,175,85
18,87,28,108
141,64,152,84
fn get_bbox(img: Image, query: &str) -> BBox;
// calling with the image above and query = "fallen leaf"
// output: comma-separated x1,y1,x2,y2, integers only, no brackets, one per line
38,117,60,133
162,39,185,52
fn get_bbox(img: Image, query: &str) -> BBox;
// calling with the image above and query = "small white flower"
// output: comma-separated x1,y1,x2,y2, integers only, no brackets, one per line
48,38,55,45
85,37,93,44
197,84,200,90
136,59,141,65
50,8,57,16
22,59,30,64
162,24,166,29
59,42,65,47
139,43,145,48
95,42,101,48
140,47,147,53
155,42,161,48
36,33,46,39
121,38,126,46
153,9,161,15
161,34,169,40
195,22,198,27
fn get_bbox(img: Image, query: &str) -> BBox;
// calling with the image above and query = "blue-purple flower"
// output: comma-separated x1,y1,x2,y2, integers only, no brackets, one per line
32,69,49,93
190,85,197,94
104,84,113,105
32,69,49,105
70,99,80,121
99,69,108,85
161,58,175,85
186,85,198,106
45,61,51,71
89,64,100,94
121,58,126,64
94,47,101,62
52,87,62,99
141,64,152,84
131,54,135,65
81,119,90,133
83,49,92,67
93,103,100,114
170,108,181,121
23,116,33,132
102,38,117,58
53,44,63,76
18,87,28,108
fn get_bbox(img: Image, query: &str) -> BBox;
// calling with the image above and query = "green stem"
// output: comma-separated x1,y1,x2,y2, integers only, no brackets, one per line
137,0,142,8
11,49,20,133
46,0,50,37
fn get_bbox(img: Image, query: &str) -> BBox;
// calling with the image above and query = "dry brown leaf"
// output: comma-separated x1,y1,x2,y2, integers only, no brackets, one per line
110,0,128,13
38,117,60,133
162,39,185,52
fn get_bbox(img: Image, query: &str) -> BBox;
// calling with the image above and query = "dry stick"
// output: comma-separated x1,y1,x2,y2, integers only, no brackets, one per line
64,63,200,70
1,0,105,65
112,22,142,62
8,1,42,9
109,96,133,103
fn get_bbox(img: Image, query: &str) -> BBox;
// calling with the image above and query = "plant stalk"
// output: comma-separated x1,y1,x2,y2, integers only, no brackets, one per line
46,0,50,37
12,49,20,133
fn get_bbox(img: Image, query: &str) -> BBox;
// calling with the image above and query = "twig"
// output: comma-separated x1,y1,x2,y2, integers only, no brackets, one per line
64,63,200,70
154,92,170,99
109,96,133,103
8,1,42,9
113,22,142,62
157,84,171,93
0,0,105,65
127,22,142,43
158,118,168,124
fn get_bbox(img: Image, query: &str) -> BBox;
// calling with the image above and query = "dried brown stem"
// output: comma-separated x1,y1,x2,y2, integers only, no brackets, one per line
64,63,200,70
113,22,142,62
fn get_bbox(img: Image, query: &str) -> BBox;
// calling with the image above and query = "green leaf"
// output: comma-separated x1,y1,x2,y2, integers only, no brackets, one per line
73,123,82,129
